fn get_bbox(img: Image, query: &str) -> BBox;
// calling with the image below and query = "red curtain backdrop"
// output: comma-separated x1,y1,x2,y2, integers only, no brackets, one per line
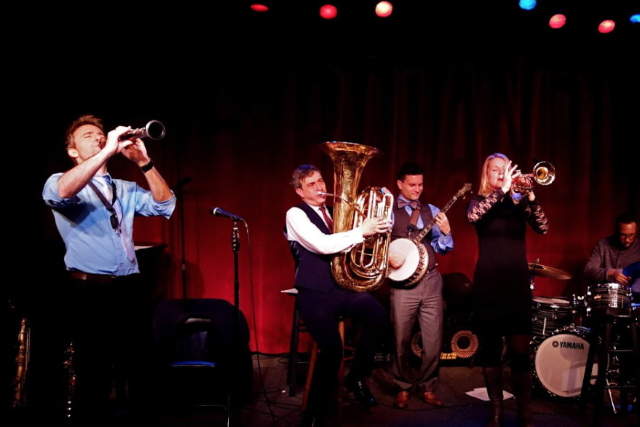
20,7,639,357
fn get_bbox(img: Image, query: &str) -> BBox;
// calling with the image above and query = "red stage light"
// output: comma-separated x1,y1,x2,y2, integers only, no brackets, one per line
598,19,615,34
250,4,268,12
320,4,337,20
375,1,393,18
549,13,566,29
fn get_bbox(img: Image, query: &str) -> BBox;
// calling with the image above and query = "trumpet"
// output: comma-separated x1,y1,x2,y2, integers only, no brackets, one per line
512,161,555,193
118,120,166,142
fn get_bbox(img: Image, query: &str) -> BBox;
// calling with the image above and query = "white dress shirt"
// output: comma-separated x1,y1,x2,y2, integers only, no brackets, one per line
285,204,365,255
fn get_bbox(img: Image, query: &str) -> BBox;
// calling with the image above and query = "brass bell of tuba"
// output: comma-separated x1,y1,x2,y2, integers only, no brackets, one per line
512,161,555,193
318,141,394,292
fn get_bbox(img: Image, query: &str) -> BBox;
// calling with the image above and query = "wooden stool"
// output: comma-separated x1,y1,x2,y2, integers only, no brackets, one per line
302,316,355,420
282,288,311,397
578,308,639,426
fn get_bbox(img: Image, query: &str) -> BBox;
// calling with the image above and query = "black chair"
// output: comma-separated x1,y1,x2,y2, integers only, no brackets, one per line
152,298,252,424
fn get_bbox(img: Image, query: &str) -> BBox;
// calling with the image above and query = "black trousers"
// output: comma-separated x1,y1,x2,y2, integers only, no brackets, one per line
296,285,388,415
66,274,155,421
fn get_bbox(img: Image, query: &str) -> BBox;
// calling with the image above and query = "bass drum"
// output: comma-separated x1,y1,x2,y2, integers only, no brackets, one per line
532,325,598,399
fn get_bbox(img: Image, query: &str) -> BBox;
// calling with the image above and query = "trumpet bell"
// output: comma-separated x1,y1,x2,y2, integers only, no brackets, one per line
533,161,555,185
513,160,555,192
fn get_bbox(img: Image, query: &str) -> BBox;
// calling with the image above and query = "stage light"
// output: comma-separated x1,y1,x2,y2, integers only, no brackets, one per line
519,0,536,11
320,4,337,20
250,4,268,12
597,19,615,34
375,1,393,18
630,14,640,24
549,13,566,29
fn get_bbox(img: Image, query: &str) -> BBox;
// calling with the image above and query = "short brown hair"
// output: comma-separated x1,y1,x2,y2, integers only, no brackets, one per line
64,115,104,149
290,165,321,189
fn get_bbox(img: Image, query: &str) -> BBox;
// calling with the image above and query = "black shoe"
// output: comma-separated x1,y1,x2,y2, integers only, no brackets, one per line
300,410,326,427
344,376,377,407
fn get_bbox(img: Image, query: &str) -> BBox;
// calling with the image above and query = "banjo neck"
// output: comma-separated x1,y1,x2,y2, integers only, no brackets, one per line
411,183,472,244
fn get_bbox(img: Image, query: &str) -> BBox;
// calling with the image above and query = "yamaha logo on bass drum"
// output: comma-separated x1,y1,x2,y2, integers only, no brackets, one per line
552,340,585,350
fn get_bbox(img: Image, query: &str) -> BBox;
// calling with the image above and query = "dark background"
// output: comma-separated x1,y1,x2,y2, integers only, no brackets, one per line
9,0,640,363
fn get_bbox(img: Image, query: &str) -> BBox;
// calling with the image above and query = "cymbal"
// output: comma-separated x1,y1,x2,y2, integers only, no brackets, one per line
528,262,572,280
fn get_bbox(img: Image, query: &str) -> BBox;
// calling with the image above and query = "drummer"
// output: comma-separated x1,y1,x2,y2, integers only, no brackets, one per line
583,213,639,299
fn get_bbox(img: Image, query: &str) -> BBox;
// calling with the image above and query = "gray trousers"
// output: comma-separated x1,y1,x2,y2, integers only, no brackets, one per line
390,270,444,393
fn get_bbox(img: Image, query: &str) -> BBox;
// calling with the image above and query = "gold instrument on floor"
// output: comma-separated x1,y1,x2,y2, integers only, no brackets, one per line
319,141,394,292
13,316,30,409
63,342,76,419
512,161,555,193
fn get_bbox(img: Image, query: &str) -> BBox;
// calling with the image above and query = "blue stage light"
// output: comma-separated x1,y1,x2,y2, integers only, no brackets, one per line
519,0,537,11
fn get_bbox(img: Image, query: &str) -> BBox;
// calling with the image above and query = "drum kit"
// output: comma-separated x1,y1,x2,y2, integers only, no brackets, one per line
527,261,639,400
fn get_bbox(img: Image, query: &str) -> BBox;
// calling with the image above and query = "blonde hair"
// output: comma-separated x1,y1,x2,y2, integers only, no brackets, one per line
478,153,509,197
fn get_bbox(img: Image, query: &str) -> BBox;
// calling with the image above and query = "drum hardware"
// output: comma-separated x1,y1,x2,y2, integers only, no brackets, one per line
585,283,633,316
528,261,572,280
528,259,572,291
531,296,576,339
532,325,599,399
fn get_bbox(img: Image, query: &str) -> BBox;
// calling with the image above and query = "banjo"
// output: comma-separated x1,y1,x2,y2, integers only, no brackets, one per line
387,183,472,288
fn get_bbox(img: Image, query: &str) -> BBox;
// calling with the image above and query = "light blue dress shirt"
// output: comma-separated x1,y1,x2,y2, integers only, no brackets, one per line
43,173,176,276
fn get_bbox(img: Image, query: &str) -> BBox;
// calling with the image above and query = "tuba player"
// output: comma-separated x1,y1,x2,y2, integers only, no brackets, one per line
285,164,390,427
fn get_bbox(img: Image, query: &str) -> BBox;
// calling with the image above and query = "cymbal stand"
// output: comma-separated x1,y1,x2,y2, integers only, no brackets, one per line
530,258,540,291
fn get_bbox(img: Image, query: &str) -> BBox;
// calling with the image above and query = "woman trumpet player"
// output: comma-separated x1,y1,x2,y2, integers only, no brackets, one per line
466,153,550,427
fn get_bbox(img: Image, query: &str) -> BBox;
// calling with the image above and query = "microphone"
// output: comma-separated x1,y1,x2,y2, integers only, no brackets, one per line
211,207,243,221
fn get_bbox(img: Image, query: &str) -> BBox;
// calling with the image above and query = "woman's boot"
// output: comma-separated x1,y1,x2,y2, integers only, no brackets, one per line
482,367,504,427
511,371,533,427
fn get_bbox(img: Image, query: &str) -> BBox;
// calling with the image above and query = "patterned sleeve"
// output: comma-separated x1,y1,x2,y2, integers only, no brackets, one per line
523,199,549,234
466,189,503,223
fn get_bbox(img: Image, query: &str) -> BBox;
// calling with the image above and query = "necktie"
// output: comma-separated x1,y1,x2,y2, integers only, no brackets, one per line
99,176,136,262
319,206,334,232
112,196,137,262
397,199,420,210
397,198,422,230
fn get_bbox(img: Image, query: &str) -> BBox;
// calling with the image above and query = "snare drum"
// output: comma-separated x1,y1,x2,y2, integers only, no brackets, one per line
533,325,598,398
532,296,574,338
586,283,632,315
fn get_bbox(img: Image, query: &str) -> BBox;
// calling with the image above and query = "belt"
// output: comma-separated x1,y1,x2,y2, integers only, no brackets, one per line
69,271,122,284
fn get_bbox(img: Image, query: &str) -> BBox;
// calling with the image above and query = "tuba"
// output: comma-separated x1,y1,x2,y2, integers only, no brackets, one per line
319,141,394,292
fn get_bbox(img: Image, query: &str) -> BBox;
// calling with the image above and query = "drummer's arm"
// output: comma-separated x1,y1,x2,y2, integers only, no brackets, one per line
607,269,631,285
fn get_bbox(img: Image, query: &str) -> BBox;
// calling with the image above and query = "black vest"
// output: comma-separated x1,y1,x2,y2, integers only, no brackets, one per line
288,203,338,293
391,203,438,271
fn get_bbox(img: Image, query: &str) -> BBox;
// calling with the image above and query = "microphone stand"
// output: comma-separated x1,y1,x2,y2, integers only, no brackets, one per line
229,221,241,426
171,177,190,299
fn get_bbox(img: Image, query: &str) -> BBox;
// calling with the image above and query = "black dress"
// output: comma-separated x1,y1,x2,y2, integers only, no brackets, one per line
466,189,549,336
